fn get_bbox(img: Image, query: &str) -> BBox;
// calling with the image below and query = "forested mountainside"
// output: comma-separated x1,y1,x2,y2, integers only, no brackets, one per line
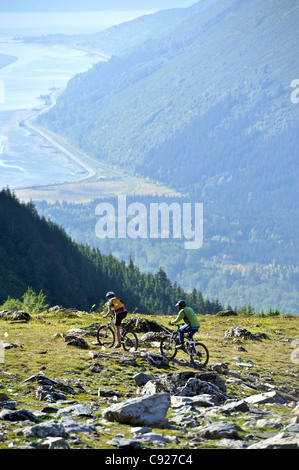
37,0,299,210
0,189,222,315
35,197,299,315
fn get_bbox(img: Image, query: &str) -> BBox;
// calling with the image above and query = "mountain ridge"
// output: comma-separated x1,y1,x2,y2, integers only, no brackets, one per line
37,0,299,210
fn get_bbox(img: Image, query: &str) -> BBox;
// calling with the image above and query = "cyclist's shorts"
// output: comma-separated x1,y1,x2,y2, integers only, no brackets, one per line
180,325,199,337
115,309,127,326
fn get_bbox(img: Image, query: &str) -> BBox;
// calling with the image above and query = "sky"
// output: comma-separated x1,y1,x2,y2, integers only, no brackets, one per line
0,1,197,12
0,1,197,35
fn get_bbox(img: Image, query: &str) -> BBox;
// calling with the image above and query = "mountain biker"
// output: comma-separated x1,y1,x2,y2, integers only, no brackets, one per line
103,292,127,348
169,300,200,351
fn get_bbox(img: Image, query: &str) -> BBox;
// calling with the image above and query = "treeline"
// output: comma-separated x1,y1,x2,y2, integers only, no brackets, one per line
0,189,221,315
34,196,299,314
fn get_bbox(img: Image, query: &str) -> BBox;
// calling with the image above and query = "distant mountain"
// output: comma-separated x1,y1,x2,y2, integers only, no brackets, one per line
38,0,299,211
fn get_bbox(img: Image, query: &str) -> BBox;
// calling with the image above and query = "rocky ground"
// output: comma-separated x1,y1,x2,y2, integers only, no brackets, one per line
0,309,298,450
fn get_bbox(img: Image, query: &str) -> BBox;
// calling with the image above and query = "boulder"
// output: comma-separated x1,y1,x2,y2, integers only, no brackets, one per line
102,392,171,426
197,421,241,440
23,420,66,438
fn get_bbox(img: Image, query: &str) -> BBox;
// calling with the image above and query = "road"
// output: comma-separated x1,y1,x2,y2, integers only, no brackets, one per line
21,87,140,196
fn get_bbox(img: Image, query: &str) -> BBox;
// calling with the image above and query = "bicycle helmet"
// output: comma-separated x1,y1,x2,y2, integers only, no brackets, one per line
106,291,115,298
175,300,186,308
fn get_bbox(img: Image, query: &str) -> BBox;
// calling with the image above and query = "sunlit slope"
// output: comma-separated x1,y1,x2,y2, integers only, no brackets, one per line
38,0,299,209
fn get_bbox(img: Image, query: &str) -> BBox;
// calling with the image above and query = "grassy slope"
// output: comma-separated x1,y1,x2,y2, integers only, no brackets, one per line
0,310,298,449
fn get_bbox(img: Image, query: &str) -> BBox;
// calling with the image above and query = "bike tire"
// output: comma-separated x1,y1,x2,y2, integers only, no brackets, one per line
160,334,178,360
122,330,138,352
97,325,115,348
195,342,209,367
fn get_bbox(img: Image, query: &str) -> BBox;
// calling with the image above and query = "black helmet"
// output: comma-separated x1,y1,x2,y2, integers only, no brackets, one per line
175,300,186,308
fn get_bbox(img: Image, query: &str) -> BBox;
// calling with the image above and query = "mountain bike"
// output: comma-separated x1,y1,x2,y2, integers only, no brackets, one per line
96,314,138,352
160,324,209,367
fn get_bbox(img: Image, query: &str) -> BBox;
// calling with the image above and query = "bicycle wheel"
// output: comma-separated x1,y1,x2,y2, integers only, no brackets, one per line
97,325,115,348
122,330,138,351
160,334,178,360
195,342,209,367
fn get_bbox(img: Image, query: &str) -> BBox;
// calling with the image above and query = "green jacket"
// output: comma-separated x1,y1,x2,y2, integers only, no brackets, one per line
171,306,200,327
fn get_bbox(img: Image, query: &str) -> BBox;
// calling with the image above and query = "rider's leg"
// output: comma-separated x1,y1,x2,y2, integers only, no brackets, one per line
115,325,121,346
178,324,189,346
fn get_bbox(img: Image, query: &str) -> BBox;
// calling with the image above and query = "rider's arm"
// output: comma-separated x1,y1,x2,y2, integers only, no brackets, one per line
170,309,185,325
103,301,113,318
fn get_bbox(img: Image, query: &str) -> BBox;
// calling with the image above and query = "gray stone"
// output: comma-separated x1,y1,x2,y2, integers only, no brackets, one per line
141,432,172,443
248,431,299,449
0,408,40,422
60,416,96,434
134,372,155,386
102,392,170,426
197,421,241,440
244,391,289,405
56,403,94,417
42,436,70,449
107,437,142,449
171,394,216,408
23,420,66,438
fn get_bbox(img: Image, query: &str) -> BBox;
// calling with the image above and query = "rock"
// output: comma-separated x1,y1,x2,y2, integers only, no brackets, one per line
197,421,241,440
56,403,94,417
248,431,299,449
244,391,290,405
98,388,123,398
22,372,76,394
140,432,172,443
102,393,171,426
217,399,250,414
106,437,142,449
42,436,70,449
216,438,249,448
0,392,9,401
171,394,216,408
255,418,283,429
0,408,40,422
134,372,156,386
60,416,97,435
0,341,22,349
22,420,66,438
65,337,89,349
140,372,229,404
223,326,269,341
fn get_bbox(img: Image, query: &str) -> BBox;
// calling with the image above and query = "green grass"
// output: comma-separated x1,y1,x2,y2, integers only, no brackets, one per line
0,311,298,449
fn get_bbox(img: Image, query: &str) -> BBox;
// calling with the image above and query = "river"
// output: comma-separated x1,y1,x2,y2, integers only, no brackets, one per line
0,36,107,190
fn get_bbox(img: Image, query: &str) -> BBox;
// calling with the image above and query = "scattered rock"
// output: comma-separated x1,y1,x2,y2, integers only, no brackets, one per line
42,436,70,449
196,421,241,440
102,393,171,426
223,326,269,341
0,408,40,422
22,420,66,438
244,391,291,405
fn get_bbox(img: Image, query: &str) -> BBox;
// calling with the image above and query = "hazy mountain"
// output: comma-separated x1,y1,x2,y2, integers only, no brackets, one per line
38,0,299,211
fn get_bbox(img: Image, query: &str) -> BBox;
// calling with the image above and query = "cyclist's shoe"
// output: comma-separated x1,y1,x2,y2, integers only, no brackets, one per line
176,344,186,351
114,343,121,348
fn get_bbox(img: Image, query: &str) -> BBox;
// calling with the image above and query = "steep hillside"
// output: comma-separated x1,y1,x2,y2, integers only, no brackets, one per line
0,189,221,315
37,0,299,210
